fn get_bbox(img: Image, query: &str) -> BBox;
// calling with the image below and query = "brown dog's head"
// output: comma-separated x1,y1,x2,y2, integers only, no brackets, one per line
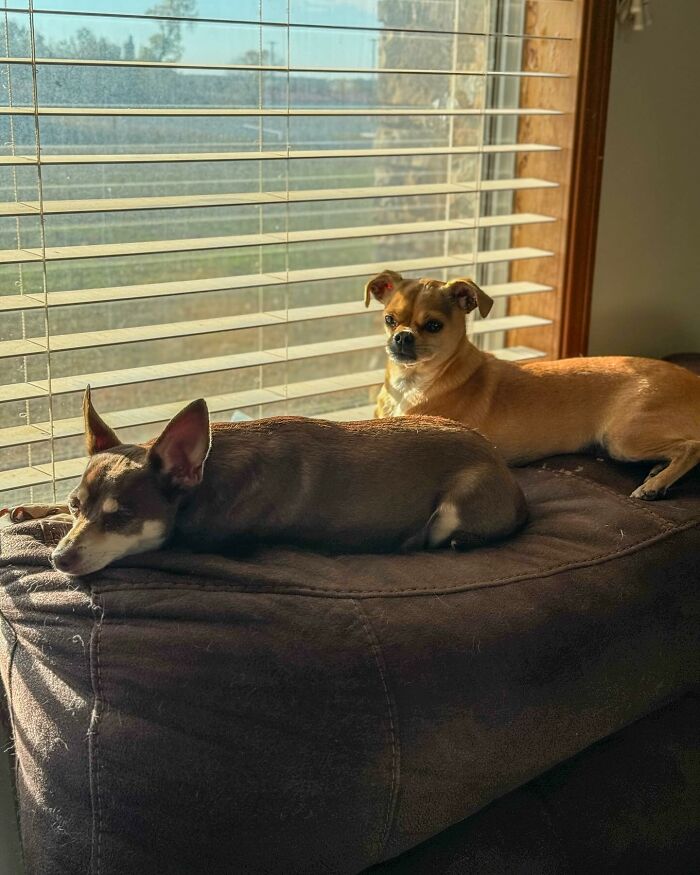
364,270,494,368
51,388,211,576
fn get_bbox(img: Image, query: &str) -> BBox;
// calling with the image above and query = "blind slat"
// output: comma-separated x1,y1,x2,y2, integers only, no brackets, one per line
0,56,568,78
0,273,552,313
0,226,551,270
5,106,563,118
320,405,378,422
0,178,558,220
0,238,552,272
0,143,561,167
1,307,551,360
0,212,556,272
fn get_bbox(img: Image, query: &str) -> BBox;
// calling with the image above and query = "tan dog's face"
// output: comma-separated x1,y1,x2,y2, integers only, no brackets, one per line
364,271,494,369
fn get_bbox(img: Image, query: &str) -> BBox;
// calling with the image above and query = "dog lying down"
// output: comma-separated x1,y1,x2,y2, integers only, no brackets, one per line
366,271,700,500
3,389,528,577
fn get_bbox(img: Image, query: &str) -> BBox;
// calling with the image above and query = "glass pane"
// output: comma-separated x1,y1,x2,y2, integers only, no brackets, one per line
292,0,487,34
32,13,288,66
0,0,580,502
291,27,487,72
34,1,287,24
0,12,32,57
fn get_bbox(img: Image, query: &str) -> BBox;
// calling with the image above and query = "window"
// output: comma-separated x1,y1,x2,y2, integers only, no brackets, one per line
1,0,580,507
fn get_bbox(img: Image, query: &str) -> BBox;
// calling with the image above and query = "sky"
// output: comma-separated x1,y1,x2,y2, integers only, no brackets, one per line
31,0,380,28
15,0,384,69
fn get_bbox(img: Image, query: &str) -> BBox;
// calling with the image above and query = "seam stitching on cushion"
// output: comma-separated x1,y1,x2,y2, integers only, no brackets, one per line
88,591,104,875
0,611,25,872
0,608,19,739
351,599,400,857
532,466,681,529
97,609,104,875
90,518,700,599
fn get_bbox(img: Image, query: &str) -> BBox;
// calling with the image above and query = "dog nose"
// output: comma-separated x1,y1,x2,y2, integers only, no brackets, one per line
52,548,80,573
394,330,414,348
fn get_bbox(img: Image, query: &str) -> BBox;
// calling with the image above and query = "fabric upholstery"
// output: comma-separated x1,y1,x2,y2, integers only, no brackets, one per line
1,455,698,874
371,695,700,874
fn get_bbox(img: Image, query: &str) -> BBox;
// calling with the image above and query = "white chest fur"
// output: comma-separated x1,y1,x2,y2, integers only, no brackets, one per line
385,371,430,415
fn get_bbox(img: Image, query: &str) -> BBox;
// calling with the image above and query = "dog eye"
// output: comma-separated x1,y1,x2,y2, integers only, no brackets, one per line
384,314,397,328
104,507,132,527
424,320,443,333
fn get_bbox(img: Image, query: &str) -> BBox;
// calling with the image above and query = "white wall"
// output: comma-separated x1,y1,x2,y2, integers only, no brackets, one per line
588,0,700,358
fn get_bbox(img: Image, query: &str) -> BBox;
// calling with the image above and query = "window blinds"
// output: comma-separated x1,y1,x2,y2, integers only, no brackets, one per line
0,0,577,505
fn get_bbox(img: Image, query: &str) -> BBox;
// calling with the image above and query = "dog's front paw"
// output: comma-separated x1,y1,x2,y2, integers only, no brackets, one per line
630,484,666,501
1,503,70,522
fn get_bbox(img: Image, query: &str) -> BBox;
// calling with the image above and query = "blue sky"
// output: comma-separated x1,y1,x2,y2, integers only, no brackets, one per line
34,0,379,27
28,1,382,68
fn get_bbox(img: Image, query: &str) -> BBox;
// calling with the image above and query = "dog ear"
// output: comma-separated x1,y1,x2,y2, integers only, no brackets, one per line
364,270,403,308
444,278,494,318
148,399,211,489
83,386,121,455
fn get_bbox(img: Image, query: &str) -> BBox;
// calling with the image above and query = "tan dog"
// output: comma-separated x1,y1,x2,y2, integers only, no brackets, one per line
365,270,700,500
3,388,528,576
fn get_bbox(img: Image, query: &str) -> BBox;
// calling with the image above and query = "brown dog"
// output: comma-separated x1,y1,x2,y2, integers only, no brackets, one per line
365,270,700,500
8,388,528,576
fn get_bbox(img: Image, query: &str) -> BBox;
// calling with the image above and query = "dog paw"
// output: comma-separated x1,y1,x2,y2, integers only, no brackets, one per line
2,506,31,522
630,485,665,501
2,504,69,522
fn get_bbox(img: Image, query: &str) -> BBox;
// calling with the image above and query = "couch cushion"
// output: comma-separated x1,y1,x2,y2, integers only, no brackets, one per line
1,460,699,874
370,695,700,874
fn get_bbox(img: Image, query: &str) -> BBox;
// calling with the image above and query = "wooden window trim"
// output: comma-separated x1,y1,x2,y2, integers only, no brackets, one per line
559,0,617,357
506,0,617,360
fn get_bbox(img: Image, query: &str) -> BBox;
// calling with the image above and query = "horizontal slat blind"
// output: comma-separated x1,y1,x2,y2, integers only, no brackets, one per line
0,143,562,165
0,0,577,505
1,178,558,217
3,57,571,77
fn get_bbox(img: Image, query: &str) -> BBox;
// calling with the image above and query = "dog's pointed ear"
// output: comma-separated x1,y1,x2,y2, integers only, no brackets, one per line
148,399,211,489
444,278,494,318
364,270,403,308
83,386,121,455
